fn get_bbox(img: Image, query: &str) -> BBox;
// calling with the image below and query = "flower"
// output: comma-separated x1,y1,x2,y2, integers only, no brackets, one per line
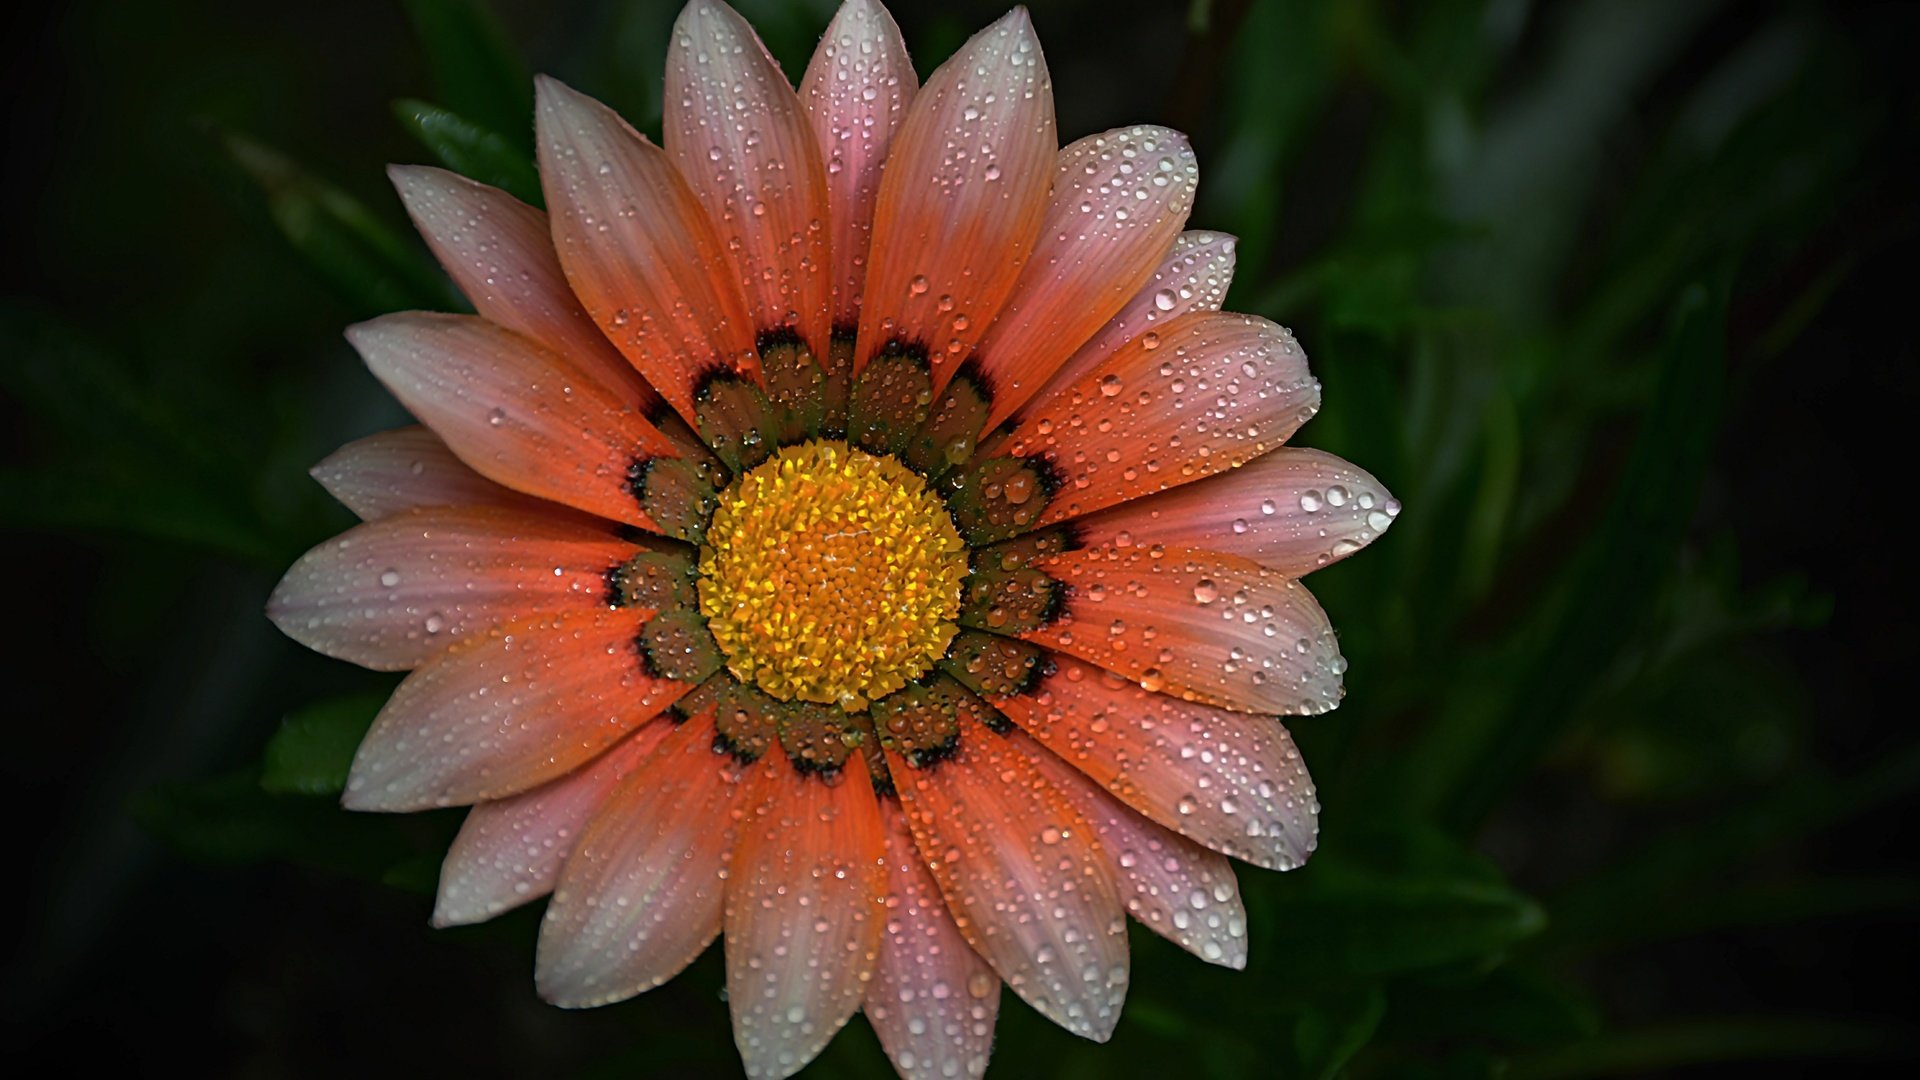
266,0,1398,1076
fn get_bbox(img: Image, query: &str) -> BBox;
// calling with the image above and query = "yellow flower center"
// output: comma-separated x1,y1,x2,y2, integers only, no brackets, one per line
697,440,968,711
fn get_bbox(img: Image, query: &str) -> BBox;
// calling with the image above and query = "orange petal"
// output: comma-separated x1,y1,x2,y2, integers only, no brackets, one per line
1019,229,1237,429
347,312,682,530
886,724,1129,1041
1030,746,1248,968
1027,546,1345,715
535,76,759,424
856,8,1055,385
268,505,637,671
800,0,918,330
724,747,886,1079
867,797,999,1080
344,607,688,811
664,0,831,357
990,652,1319,871
1000,311,1320,526
432,720,672,927
311,425,591,524
973,126,1198,431
389,165,666,413
536,709,745,1007
1073,447,1400,576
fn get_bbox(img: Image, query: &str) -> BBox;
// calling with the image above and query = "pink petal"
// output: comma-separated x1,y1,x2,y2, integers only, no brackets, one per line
432,720,671,927
388,165,665,412
535,76,759,424
1031,748,1248,968
267,505,636,671
886,724,1129,1042
343,607,689,811
973,126,1199,431
1026,546,1345,715
347,312,682,530
725,747,887,1080
1020,229,1238,425
1072,447,1400,576
310,425,583,523
1001,311,1320,527
990,652,1319,871
866,798,1000,1080
664,0,831,357
800,0,918,329
536,710,744,1007
856,8,1055,387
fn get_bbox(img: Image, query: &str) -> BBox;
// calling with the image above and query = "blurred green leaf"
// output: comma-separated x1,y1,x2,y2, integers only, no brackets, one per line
1205,0,1339,285
1432,275,1733,831
0,303,285,562
402,0,533,149
132,767,453,885
1545,740,1920,951
393,98,543,207
1258,825,1546,980
1293,986,1387,1080
1385,965,1601,1048
224,132,460,317
261,692,386,796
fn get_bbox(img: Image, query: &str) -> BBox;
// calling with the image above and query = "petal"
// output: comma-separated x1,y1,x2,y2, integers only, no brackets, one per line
800,0,918,329
432,720,672,927
990,652,1319,871
1072,447,1400,576
311,425,583,523
1003,311,1320,527
1021,229,1237,425
867,797,1000,1080
268,505,637,671
348,312,682,530
725,747,887,1080
388,165,665,412
344,607,690,811
537,710,744,1007
664,0,831,357
973,126,1199,432
535,76,759,425
857,9,1055,386
886,723,1129,1041
1030,749,1248,968
1027,546,1345,715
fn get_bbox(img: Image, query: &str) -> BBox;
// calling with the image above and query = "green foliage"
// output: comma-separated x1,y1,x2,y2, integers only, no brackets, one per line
260,693,386,796
222,131,461,317
402,0,535,150
393,99,544,207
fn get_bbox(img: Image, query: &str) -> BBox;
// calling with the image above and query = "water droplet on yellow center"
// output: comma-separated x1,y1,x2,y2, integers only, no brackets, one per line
697,440,968,711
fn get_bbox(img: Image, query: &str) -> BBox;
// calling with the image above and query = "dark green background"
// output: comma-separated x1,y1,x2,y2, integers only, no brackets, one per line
4,0,1916,1076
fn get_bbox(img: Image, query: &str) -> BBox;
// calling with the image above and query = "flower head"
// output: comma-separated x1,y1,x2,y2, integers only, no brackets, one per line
268,1,1398,1076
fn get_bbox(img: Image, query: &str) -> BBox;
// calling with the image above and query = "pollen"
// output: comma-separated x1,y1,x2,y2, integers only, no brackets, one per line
697,440,969,711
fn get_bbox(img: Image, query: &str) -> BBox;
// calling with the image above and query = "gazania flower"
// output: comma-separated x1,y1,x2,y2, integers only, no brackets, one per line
268,0,1397,1076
